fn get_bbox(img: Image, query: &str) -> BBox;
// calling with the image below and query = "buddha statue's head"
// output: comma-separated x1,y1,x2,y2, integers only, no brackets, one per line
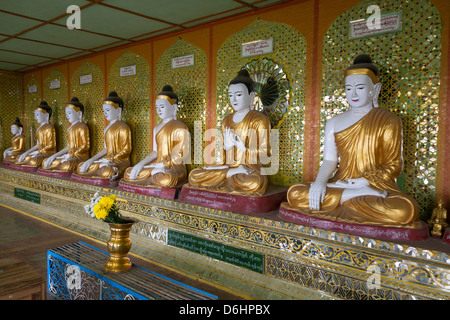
156,85,178,121
65,97,84,124
34,101,52,124
11,117,23,136
102,91,123,122
344,54,382,109
228,69,255,112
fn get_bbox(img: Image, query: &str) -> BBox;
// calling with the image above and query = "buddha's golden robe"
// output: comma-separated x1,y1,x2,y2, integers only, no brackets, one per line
4,134,25,162
16,123,56,167
188,110,270,196
42,121,90,172
76,120,131,178
287,107,419,226
122,119,190,188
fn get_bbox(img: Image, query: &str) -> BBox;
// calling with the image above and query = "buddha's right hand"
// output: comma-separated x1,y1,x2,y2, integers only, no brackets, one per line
129,165,143,180
309,182,326,211
44,156,56,168
80,159,93,173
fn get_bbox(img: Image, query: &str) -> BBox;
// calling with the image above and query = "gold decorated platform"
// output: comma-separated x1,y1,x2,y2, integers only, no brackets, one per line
0,166,449,300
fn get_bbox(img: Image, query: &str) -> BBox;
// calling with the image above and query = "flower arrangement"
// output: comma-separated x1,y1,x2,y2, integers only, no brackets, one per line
85,192,123,223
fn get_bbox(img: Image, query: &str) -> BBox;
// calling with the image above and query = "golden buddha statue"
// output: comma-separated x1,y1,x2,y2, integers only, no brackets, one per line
284,54,419,227
75,92,131,180
3,117,25,163
187,69,271,196
121,85,190,188
41,97,90,173
16,101,56,168
428,200,448,237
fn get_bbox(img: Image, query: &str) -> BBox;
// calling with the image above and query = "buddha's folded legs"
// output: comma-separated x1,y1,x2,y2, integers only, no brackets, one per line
286,183,419,226
123,166,186,188
76,161,117,178
42,158,83,172
188,167,267,196
17,153,50,167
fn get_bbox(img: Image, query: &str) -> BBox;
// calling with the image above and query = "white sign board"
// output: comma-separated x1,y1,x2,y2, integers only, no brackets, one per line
349,11,402,40
171,54,195,69
28,85,37,93
79,74,92,85
50,79,60,89
120,65,136,77
241,38,273,58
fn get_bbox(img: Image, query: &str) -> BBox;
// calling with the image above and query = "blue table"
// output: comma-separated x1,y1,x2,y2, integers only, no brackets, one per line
47,242,218,300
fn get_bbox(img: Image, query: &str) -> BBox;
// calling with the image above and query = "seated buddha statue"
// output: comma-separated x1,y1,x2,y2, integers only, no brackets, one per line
3,117,25,164
75,92,131,180
16,101,56,168
187,69,271,196
121,85,190,188
41,97,90,173
285,54,419,227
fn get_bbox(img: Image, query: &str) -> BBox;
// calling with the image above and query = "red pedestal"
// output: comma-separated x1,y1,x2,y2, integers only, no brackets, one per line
179,184,287,214
443,228,450,245
278,203,429,242
118,181,180,199
9,164,39,173
70,173,110,187
2,160,13,167
36,168,73,179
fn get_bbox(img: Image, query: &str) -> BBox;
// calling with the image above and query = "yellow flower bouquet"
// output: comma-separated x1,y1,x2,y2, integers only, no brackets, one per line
85,192,123,223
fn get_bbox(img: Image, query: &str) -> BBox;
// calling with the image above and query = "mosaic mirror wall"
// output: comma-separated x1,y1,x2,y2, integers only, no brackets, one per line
108,51,151,165
321,0,442,217
155,38,207,170
216,18,307,185
43,69,68,151
71,61,105,158
0,71,23,158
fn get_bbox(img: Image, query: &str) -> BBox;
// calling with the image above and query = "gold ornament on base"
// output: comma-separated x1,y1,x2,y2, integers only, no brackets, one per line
428,199,448,238
85,192,137,272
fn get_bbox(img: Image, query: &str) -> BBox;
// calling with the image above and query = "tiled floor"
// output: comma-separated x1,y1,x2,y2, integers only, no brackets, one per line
0,204,243,300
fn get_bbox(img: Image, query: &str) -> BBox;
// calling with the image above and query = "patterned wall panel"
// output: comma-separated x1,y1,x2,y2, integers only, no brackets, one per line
0,71,23,159
24,76,41,150
155,38,207,170
216,18,307,185
71,61,105,158
43,69,68,151
320,0,442,218
108,50,150,165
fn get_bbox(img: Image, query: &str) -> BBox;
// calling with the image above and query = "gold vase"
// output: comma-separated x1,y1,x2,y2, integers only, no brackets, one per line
104,218,137,273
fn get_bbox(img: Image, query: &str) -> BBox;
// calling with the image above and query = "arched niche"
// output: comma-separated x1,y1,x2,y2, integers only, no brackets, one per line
71,61,105,157
320,0,442,217
108,50,150,165
155,38,207,171
43,68,68,151
216,18,307,186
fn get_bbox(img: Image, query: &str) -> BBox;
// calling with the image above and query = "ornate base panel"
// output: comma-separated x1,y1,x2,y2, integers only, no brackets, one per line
1,167,450,300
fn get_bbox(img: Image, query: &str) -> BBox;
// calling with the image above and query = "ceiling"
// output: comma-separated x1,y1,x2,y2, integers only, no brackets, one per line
0,0,290,73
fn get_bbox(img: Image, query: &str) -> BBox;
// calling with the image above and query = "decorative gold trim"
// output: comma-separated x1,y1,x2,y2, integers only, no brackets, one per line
103,100,120,109
344,68,378,84
66,103,81,112
156,95,176,105
35,107,48,114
